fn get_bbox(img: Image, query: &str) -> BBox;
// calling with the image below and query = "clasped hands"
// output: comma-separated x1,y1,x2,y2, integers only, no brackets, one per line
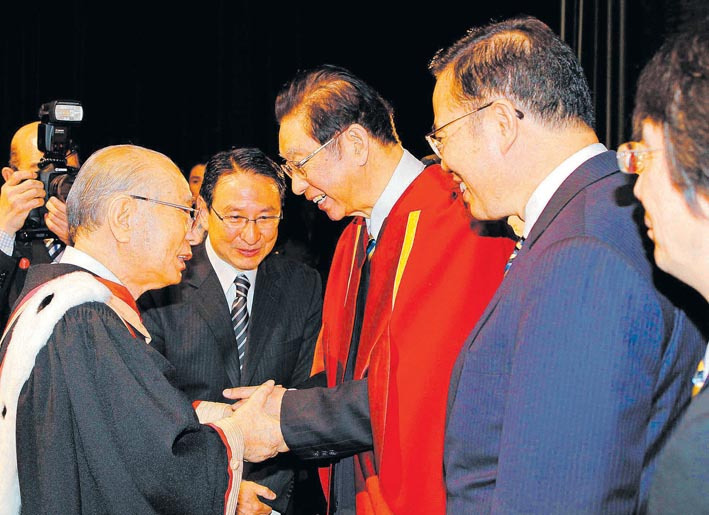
225,380,290,463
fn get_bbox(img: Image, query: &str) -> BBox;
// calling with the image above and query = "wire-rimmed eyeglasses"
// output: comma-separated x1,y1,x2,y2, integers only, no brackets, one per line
130,194,198,231
280,131,343,180
210,205,282,234
616,141,662,175
425,100,524,159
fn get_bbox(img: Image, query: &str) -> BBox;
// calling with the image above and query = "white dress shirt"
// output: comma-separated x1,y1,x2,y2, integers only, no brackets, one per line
367,148,425,239
205,235,258,314
523,143,607,238
59,246,123,285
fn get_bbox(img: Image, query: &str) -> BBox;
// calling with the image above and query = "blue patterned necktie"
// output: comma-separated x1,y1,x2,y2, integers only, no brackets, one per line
692,342,709,397
504,236,525,276
366,237,376,261
230,274,250,372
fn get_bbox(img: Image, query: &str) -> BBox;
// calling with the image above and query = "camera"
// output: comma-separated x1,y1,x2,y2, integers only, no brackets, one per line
17,100,83,241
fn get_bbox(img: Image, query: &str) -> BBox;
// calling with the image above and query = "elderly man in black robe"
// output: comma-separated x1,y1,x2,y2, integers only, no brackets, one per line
0,144,286,514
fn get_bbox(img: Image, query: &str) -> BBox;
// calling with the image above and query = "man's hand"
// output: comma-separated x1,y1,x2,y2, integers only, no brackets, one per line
237,480,276,515
0,168,45,235
45,196,70,245
230,380,289,462
224,383,287,420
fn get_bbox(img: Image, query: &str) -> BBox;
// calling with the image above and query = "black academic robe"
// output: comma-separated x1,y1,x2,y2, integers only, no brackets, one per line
0,264,241,514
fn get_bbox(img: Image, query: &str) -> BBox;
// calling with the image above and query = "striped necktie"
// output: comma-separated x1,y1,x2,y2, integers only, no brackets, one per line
45,238,64,262
230,274,250,372
692,342,709,396
366,237,376,261
504,236,525,276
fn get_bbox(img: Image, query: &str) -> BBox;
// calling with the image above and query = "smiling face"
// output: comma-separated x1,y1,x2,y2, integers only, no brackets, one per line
431,69,514,221
278,113,363,221
207,171,281,270
632,120,707,288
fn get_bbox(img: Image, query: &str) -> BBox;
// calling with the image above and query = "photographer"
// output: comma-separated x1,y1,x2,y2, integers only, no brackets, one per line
0,121,79,328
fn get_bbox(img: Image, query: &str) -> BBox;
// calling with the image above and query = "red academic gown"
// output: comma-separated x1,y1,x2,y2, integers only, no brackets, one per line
311,164,514,514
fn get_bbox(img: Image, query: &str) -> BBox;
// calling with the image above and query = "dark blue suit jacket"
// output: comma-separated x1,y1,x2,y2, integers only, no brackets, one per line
444,151,707,513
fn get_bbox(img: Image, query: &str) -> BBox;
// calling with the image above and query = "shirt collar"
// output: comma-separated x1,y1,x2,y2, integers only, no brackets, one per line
205,235,258,296
523,143,607,238
59,246,138,314
367,148,424,240
60,246,123,285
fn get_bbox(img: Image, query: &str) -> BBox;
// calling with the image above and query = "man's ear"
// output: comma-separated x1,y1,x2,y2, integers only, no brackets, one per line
344,124,369,165
195,195,209,227
492,100,521,155
195,194,207,214
2,167,13,182
107,195,133,243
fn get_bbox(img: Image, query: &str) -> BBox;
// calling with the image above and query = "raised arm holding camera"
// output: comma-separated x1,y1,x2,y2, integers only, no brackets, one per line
0,100,82,328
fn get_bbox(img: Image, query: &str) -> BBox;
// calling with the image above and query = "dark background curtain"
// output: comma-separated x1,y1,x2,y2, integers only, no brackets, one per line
1,0,705,280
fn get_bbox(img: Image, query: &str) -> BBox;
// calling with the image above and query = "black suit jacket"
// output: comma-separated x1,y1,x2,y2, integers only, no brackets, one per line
0,239,53,329
139,242,323,512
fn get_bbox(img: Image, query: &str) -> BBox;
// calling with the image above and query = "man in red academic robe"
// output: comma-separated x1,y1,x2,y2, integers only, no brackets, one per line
227,65,514,514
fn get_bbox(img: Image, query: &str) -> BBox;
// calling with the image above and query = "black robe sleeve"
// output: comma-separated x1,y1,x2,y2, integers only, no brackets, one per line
16,301,240,514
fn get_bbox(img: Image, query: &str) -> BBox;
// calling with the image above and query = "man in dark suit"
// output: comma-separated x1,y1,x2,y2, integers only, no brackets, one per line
139,148,323,515
0,121,76,328
427,16,707,512
622,26,709,514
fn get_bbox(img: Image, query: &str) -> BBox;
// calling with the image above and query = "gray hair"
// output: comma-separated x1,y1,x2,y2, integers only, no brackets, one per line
66,144,176,243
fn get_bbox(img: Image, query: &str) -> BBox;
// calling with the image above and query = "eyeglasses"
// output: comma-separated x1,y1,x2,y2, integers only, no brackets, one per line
210,206,282,233
425,100,524,159
130,194,199,230
616,141,662,175
280,131,343,180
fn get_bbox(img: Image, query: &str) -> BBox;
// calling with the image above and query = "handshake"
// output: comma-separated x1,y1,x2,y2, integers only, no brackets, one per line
213,379,290,463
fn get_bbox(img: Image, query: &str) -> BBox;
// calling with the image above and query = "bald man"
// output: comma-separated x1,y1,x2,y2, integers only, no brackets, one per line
0,121,78,327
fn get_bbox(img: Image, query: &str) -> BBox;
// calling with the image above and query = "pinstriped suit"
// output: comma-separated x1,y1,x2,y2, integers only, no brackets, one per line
139,241,322,513
444,151,707,513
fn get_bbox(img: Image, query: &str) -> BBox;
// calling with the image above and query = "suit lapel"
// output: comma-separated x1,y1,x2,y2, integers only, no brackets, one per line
242,255,281,385
465,151,620,348
188,243,242,387
524,151,619,250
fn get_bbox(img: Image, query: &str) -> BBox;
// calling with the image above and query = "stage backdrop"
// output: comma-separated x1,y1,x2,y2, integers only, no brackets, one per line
1,0,703,279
